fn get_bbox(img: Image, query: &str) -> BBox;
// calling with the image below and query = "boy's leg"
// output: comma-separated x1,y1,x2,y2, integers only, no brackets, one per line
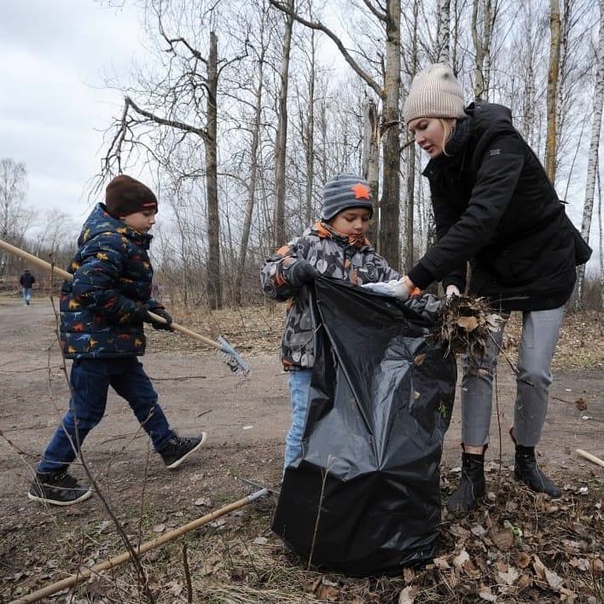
284,369,313,473
112,358,205,468
29,359,109,505
111,357,174,450
37,359,110,473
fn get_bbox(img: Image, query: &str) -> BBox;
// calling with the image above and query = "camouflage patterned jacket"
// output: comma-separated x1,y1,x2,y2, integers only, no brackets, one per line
60,203,164,359
261,221,400,369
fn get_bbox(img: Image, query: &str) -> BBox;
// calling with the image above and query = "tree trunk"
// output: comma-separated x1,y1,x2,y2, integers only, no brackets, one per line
205,31,222,310
273,0,294,249
234,39,267,306
546,0,561,182
304,30,317,227
576,0,604,306
405,143,416,270
437,0,451,63
471,0,495,100
380,0,402,270
362,99,380,243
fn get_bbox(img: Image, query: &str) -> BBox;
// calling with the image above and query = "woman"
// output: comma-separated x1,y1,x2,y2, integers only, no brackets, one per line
398,63,589,512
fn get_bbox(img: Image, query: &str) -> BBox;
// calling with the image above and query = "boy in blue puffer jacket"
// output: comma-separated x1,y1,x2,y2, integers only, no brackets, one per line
28,175,206,506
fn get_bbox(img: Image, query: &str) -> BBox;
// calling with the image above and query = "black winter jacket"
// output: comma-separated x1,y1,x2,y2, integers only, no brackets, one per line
408,102,577,311
19,271,35,288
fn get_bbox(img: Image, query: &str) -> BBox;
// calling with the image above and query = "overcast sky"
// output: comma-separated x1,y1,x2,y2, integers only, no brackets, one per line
0,0,146,229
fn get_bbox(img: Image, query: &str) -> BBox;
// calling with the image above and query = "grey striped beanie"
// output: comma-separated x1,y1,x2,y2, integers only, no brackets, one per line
403,63,466,125
321,173,373,221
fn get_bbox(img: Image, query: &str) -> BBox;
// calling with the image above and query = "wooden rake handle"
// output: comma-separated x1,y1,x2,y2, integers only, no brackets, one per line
0,238,229,353
11,488,268,603
576,449,604,468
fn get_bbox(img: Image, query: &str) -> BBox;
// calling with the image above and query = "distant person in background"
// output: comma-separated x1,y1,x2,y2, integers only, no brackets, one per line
19,269,36,305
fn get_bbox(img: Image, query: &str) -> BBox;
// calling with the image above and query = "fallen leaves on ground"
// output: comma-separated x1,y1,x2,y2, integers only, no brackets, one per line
4,467,603,603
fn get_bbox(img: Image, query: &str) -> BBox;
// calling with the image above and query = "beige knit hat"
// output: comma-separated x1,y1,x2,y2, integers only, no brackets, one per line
403,63,466,125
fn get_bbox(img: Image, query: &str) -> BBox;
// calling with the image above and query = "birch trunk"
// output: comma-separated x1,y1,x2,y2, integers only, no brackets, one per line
273,0,294,249
437,0,451,63
576,0,604,306
546,0,561,182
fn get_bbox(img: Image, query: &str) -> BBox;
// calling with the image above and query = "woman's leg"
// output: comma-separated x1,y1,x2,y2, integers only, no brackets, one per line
511,307,564,498
460,312,510,448
447,312,509,512
513,307,564,446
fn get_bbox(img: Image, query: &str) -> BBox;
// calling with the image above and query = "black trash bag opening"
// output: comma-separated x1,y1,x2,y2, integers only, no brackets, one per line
272,277,456,577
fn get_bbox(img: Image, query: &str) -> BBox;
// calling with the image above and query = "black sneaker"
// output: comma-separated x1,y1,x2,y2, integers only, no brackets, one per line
28,471,92,506
159,433,207,469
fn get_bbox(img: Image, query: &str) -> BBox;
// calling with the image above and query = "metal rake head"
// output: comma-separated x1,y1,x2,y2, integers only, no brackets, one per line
217,335,251,377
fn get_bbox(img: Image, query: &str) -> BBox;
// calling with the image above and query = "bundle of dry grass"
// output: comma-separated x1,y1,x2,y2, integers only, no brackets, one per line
433,294,503,359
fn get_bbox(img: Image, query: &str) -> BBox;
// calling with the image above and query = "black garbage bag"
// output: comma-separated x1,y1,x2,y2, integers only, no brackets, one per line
272,277,456,577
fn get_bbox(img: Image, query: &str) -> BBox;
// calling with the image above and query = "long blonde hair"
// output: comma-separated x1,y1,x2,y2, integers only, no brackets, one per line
439,118,458,157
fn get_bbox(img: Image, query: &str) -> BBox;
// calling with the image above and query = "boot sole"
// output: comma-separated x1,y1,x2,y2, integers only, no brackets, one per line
165,432,207,469
27,488,93,507
513,472,562,498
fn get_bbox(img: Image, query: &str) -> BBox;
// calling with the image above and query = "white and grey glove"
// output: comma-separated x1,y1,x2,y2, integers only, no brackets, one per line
445,284,460,298
361,279,410,301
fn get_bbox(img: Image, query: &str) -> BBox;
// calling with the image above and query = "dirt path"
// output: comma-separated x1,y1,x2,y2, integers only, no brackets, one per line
1,295,603,549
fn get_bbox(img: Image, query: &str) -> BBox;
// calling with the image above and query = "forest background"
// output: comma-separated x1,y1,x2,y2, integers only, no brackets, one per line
1,0,604,309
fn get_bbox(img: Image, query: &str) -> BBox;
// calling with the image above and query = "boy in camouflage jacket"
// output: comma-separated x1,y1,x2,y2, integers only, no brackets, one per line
261,173,406,473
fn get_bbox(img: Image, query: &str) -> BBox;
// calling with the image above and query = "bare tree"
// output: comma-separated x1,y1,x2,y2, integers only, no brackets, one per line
102,1,237,309
545,0,562,181
471,0,498,99
32,210,77,256
268,0,403,270
228,0,275,304
437,0,452,63
576,0,604,304
273,0,294,249
0,158,33,276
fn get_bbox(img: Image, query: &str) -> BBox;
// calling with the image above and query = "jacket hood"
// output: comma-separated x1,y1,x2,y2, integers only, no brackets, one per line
78,203,153,249
465,101,515,133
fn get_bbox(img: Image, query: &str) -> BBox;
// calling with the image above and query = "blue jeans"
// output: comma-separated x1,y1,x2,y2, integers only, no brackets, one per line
37,357,175,474
461,307,564,448
22,288,32,303
284,369,313,472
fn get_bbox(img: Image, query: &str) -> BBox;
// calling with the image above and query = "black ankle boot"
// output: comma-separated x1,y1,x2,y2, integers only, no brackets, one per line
514,445,561,498
446,452,486,512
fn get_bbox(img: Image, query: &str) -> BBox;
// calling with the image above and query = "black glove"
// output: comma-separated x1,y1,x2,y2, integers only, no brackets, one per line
286,260,317,287
134,304,174,331
149,306,173,331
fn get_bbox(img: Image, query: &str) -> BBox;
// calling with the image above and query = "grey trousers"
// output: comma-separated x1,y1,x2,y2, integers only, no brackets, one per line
460,306,565,448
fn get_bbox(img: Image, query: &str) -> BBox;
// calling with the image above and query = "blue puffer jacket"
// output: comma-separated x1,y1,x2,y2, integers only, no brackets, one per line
60,203,163,359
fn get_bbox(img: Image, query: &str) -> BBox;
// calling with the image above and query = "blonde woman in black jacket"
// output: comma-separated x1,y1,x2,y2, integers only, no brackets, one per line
398,64,589,512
